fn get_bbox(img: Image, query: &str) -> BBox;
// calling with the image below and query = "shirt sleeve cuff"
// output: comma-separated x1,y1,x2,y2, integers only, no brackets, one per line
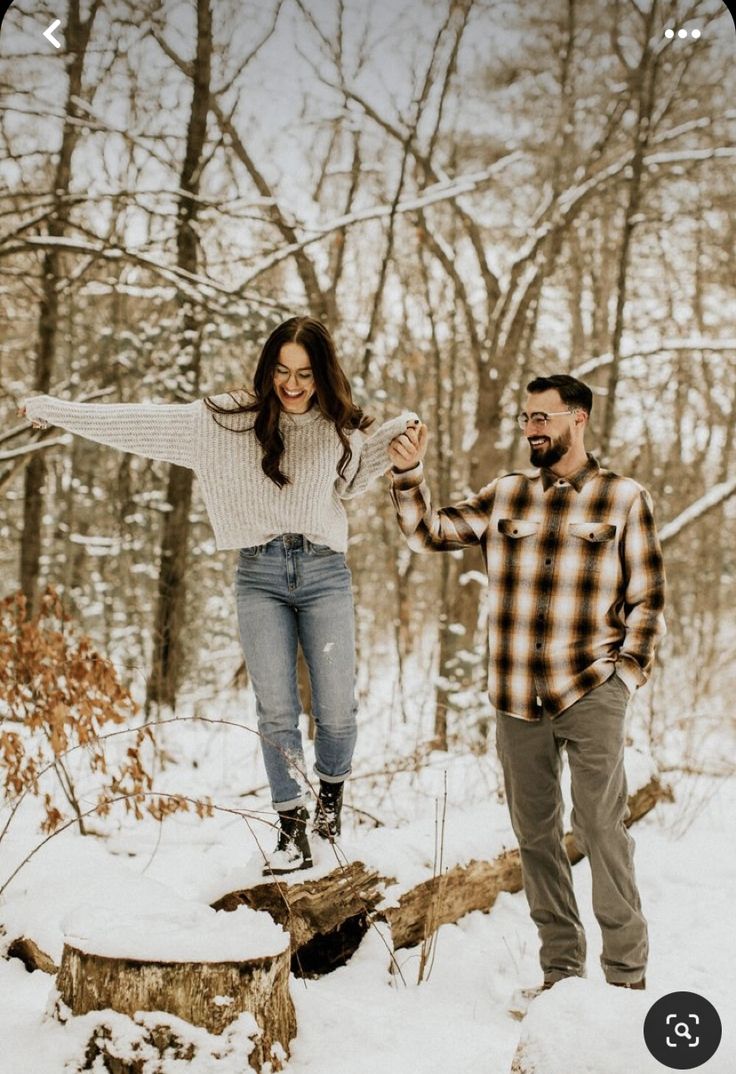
616,657,644,694
390,461,425,489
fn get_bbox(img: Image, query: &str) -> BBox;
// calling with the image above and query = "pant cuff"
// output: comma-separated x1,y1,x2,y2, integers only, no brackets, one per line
543,970,586,984
273,794,306,812
314,767,351,784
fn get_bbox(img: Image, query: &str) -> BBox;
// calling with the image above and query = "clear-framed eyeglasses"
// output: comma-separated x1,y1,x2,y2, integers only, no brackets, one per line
517,410,574,430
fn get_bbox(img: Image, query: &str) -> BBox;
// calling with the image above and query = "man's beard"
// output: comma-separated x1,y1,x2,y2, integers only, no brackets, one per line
528,427,572,468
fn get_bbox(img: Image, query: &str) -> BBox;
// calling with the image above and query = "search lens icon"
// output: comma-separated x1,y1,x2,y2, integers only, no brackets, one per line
645,991,721,1066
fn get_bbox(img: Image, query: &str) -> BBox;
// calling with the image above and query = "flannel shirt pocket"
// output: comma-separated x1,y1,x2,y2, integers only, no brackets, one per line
498,519,539,539
568,522,616,572
568,522,616,543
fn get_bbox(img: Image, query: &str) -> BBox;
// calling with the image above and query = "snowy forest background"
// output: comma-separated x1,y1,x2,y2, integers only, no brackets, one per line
2,0,736,751
1,2,736,1070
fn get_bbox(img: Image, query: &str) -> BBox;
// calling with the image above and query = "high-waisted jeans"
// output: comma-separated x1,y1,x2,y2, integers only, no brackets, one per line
234,534,358,811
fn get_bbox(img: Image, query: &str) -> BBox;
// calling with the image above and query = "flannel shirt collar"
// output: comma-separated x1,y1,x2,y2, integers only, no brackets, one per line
540,452,600,492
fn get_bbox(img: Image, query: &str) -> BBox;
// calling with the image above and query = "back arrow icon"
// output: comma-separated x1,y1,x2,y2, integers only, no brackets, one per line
43,19,62,49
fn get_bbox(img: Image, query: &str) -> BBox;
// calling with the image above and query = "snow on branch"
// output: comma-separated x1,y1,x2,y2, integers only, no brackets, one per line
573,339,736,377
236,154,522,289
660,476,736,545
0,156,520,308
645,146,736,167
558,146,736,216
0,236,291,315
0,434,71,462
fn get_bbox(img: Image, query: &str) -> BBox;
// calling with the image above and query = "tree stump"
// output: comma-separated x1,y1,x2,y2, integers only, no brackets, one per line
56,903,295,1072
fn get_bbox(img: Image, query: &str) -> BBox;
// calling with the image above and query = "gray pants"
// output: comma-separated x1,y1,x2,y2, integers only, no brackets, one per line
495,673,647,985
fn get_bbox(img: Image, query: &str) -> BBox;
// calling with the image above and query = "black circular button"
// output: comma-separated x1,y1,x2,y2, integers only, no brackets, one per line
643,991,721,1068
545,558,552,565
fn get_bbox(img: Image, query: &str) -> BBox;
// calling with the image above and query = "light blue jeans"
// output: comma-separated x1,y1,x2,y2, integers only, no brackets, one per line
235,534,358,811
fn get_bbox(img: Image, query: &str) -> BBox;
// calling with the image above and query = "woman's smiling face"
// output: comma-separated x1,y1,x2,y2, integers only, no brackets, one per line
273,342,317,413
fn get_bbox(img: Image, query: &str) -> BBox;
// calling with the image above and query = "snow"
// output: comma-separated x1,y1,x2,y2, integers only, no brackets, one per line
1,703,733,1074
513,780,736,1074
62,903,288,963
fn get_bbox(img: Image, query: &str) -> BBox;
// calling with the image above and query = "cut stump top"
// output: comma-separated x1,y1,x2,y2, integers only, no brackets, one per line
62,902,288,962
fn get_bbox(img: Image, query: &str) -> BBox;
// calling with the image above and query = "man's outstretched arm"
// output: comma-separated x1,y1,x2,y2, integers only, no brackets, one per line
388,423,496,551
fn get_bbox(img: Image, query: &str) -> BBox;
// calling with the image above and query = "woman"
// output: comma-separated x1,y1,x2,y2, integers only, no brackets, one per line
22,316,418,874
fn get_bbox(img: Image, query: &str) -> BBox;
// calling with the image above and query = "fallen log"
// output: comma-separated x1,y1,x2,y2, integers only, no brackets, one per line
384,849,522,950
388,775,673,949
213,776,672,965
212,859,386,976
55,904,295,1072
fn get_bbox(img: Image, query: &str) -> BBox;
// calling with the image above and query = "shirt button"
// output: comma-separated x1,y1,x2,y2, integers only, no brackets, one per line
535,642,542,649
545,558,552,566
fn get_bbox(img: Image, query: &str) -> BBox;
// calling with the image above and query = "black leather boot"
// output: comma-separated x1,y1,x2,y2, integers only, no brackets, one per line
313,779,344,840
263,806,313,875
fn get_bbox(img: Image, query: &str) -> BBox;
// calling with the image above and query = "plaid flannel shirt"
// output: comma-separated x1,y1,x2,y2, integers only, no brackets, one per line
390,453,666,721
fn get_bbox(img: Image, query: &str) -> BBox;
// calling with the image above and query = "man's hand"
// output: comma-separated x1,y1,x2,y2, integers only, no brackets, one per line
389,422,428,472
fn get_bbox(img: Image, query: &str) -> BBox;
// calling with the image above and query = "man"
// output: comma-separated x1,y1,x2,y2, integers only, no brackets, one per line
388,374,665,991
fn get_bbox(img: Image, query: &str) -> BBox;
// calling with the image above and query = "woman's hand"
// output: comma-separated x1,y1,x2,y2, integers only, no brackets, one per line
389,422,428,472
18,405,48,429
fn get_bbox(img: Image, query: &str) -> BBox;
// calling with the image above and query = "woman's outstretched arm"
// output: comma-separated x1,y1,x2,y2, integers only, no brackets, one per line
21,395,201,470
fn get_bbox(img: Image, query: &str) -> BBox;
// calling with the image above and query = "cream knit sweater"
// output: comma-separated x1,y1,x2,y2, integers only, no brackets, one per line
23,393,418,552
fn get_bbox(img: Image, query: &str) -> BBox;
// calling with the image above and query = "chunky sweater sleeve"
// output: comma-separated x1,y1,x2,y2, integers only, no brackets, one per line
23,395,201,470
335,411,419,499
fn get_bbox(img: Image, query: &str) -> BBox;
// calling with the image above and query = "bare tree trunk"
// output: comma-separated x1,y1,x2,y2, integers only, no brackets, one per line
19,0,100,615
599,2,660,457
147,0,212,708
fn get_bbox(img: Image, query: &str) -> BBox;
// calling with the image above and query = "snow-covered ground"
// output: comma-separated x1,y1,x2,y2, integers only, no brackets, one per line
0,691,734,1073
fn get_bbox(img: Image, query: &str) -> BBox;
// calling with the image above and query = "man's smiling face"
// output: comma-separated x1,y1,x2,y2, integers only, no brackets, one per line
523,389,575,469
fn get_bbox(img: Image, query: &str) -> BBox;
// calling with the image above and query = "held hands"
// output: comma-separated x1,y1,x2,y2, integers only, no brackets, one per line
388,421,428,472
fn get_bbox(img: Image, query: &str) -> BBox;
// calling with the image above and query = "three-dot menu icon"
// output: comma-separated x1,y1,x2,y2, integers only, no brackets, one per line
664,27,701,39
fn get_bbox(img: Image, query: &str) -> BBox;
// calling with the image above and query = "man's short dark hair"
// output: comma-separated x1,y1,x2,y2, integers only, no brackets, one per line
526,374,593,415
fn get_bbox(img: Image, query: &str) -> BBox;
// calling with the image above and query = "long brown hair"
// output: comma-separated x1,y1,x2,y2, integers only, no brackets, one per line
204,317,373,488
